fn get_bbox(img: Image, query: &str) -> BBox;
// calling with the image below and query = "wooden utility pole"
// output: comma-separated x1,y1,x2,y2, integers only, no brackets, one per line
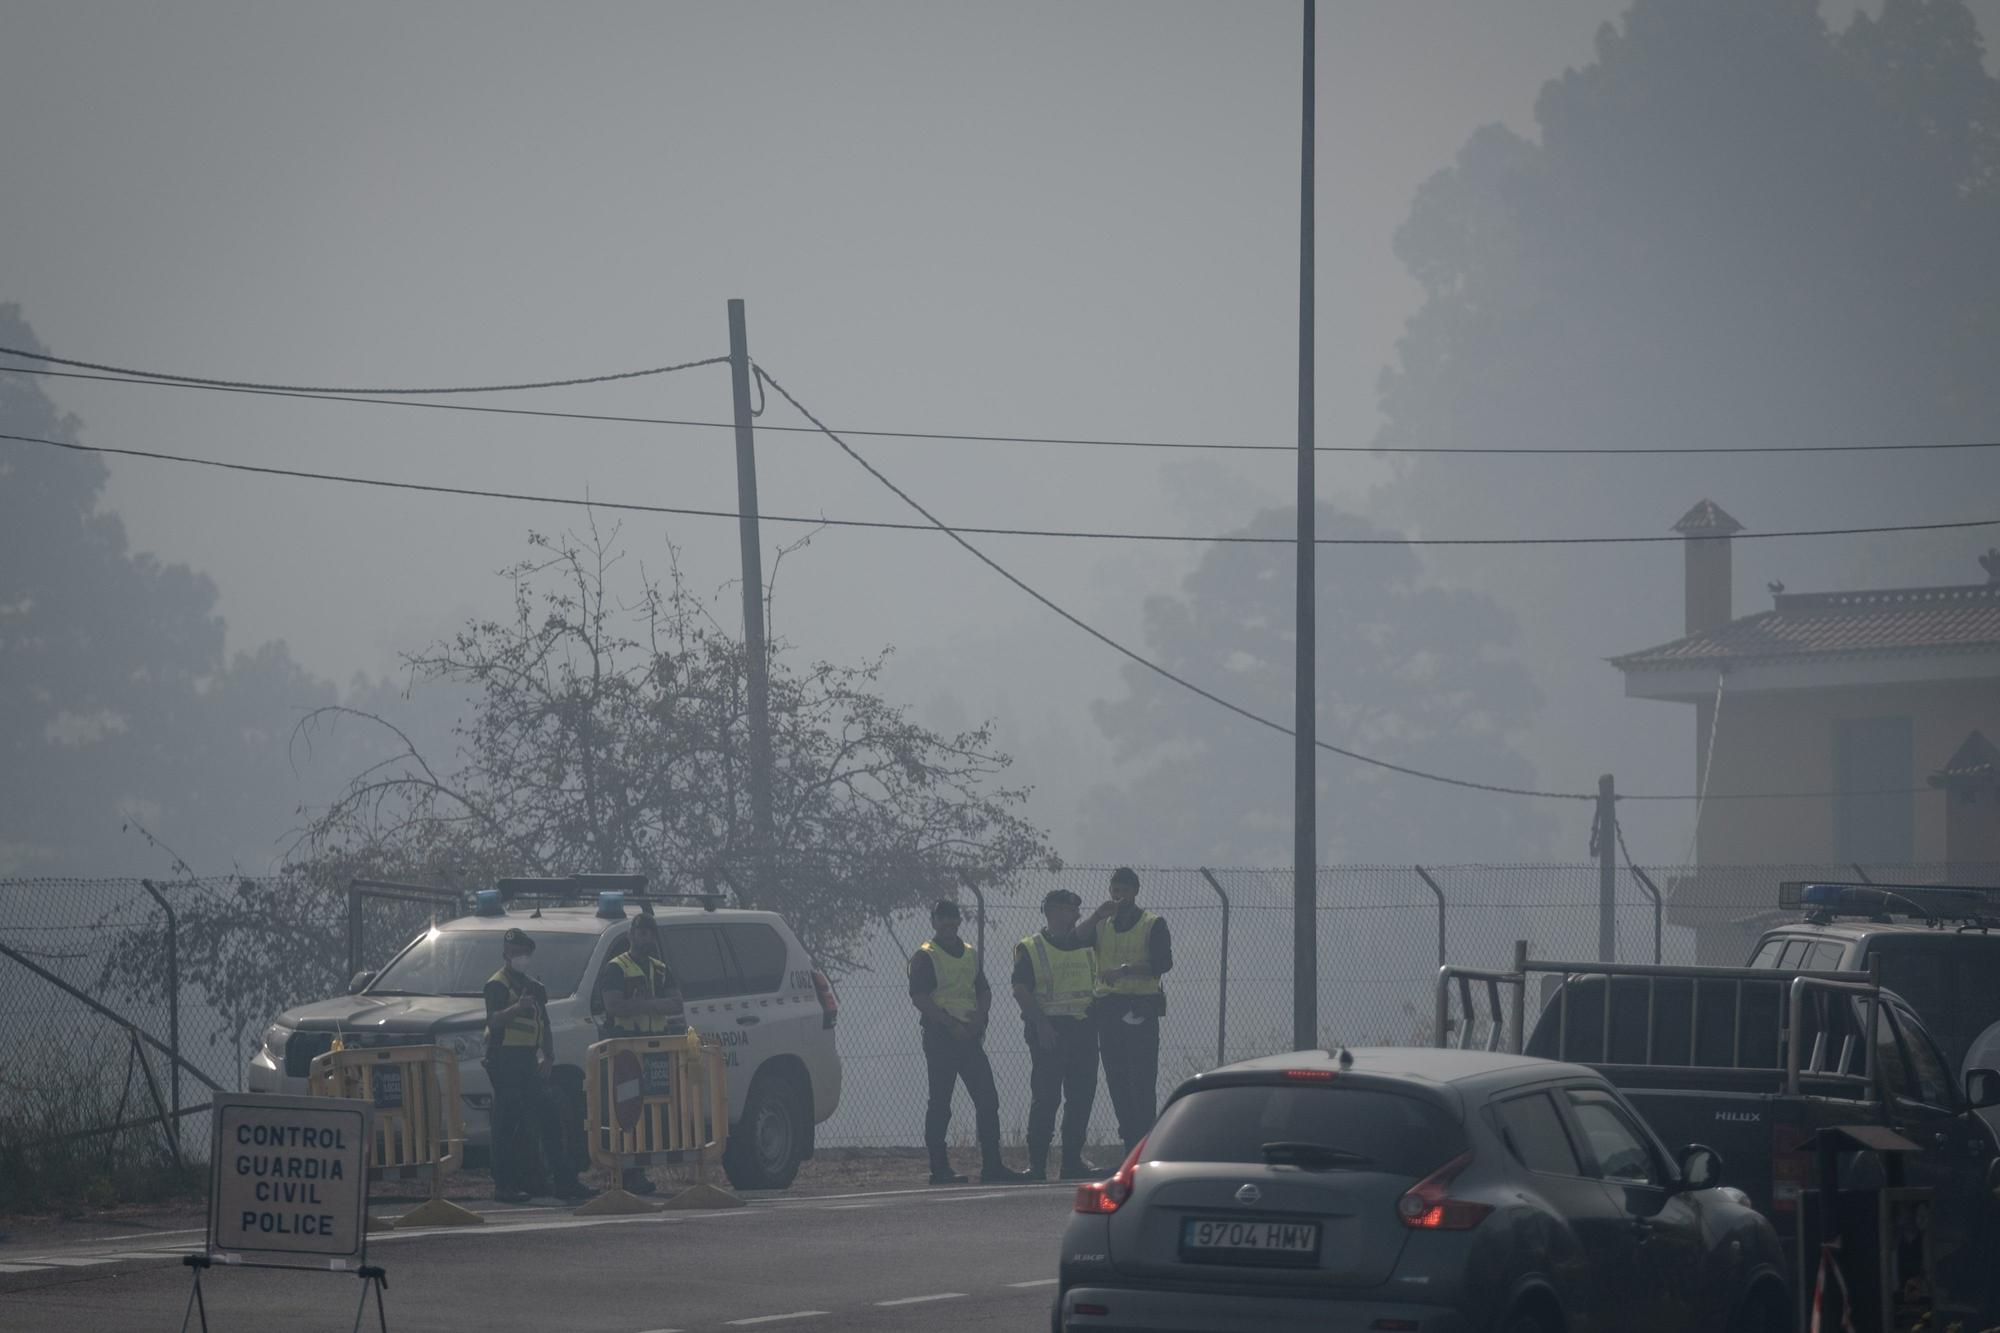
1597,773,1617,961
1292,0,1318,1052
727,300,775,900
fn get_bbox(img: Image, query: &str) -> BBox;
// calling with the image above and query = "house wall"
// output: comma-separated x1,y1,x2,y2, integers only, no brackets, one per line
1693,677,2000,865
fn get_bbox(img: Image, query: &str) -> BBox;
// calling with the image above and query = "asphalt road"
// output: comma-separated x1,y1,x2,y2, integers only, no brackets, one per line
0,1182,1073,1331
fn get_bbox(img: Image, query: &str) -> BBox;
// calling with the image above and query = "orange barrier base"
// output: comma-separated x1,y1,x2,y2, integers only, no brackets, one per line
660,1182,742,1210
391,1197,485,1229
572,1187,661,1217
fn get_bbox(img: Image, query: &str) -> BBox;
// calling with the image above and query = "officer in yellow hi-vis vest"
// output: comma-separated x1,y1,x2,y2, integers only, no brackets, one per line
907,899,1029,1186
594,911,684,1195
1011,888,1102,1180
482,928,588,1203
1056,867,1172,1152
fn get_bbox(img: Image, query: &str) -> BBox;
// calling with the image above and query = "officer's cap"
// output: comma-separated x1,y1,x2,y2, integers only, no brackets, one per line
1041,889,1082,911
1110,866,1140,889
501,927,535,951
930,898,961,919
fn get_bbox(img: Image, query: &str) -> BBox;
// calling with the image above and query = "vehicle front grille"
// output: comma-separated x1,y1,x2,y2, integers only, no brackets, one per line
284,1030,335,1078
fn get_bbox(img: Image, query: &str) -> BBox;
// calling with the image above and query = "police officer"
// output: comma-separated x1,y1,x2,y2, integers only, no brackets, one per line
1012,889,1102,1180
595,911,685,1195
907,899,1029,1185
482,928,588,1202
1059,867,1171,1152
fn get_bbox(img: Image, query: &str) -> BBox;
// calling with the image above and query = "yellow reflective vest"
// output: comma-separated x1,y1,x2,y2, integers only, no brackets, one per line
916,939,981,1022
487,967,543,1048
602,951,673,1036
1093,911,1162,998
1021,932,1097,1020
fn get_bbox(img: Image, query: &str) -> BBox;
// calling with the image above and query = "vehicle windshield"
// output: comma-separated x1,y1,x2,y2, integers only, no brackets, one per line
369,928,600,999
1146,1084,1464,1178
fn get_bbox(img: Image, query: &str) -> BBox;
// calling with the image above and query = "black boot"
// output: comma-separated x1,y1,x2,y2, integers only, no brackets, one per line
1059,1154,1103,1180
980,1160,1032,1184
1027,1143,1050,1181
929,1154,967,1186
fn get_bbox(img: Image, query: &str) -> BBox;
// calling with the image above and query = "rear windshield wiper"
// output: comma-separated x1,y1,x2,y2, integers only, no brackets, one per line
1260,1141,1374,1169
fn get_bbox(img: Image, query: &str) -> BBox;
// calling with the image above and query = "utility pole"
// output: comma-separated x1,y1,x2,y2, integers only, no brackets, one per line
1597,773,1617,962
727,300,775,902
1292,0,1318,1053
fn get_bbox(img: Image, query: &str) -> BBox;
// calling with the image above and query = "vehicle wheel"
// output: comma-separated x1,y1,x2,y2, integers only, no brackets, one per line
723,1071,806,1191
1497,1307,1555,1333
1727,1284,1792,1333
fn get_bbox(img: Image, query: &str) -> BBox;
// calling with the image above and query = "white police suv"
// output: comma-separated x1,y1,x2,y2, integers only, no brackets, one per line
245,881,841,1190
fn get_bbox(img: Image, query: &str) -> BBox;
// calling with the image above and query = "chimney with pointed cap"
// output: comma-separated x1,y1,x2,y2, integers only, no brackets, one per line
1674,499,1742,636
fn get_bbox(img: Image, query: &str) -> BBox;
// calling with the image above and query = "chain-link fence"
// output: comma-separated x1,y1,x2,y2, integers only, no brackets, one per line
4,861,1996,1200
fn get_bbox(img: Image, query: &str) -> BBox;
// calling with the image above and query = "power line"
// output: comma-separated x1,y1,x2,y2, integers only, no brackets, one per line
6,430,1992,550
0,344,727,396
10,359,2000,458
752,364,1936,805
0,424,1934,802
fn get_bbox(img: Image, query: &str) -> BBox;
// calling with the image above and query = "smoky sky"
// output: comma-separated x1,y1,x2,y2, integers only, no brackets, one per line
4,0,1996,875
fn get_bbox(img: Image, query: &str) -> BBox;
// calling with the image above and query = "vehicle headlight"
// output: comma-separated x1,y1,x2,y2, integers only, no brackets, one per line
260,1022,293,1063
438,1032,484,1065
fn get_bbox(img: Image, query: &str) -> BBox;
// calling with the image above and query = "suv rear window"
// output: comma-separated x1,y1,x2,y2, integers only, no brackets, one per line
724,923,789,993
662,926,736,1001
1146,1085,1464,1178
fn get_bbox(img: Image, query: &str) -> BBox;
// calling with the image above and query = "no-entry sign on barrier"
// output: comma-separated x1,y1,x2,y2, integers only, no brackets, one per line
207,1091,372,1271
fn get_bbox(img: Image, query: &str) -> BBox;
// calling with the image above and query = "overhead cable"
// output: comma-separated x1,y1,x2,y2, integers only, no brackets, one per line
4,431,1990,550
0,344,726,396
2,425,1930,803
8,360,2000,457
751,365,1935,805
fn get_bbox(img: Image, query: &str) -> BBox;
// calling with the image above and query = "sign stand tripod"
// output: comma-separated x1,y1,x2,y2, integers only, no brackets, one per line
351,1265,389,1333
178,1255,211,1333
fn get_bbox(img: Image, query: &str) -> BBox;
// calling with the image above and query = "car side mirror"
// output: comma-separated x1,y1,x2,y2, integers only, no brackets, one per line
348,970,376,994
1675,1144,1723,1191
1966,1068,2000,1110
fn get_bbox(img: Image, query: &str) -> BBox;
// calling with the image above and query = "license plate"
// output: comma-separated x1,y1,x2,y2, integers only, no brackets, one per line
1181,1218,1319,1256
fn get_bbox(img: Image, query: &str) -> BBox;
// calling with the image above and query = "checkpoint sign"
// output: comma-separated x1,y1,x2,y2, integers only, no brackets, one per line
207,1091,371,1270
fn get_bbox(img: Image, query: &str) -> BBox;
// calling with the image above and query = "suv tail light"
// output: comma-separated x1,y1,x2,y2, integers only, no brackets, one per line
1397,1152,1492,1230
811,969,839,1029
1075,1137,1147,1214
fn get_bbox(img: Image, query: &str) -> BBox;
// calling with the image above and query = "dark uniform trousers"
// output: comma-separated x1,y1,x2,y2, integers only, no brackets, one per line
485,1048,571,1195
1025,1017,1098,1163
1095,1007,1160,1153
922,1023,1004,1171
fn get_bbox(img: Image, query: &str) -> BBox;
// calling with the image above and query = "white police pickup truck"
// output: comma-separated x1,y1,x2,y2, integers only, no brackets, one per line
245,883,841,1190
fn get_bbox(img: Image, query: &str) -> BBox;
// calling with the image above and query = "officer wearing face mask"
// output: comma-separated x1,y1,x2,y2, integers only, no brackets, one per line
483,928,587,1203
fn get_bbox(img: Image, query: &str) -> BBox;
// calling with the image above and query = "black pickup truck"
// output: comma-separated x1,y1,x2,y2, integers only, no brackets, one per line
1437,946,2000,1326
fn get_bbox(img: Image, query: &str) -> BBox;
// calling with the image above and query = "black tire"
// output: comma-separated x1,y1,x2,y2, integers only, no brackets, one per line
723,1070,807,1191
1727,1284,1793,1333
1497,1306,1555,1333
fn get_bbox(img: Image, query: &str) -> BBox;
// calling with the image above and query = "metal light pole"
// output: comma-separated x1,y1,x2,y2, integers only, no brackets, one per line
1292,0,1319,1052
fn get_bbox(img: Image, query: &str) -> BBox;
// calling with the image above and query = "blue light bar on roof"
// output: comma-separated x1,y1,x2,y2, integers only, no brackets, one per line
1797,881,1996,919
596,891,627,920
473,889,504,916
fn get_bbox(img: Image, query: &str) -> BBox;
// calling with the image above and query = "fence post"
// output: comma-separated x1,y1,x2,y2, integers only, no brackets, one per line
1198,869,1230,1067
1412,866,1446,972
1629,865,1665,965
1508,940,1529,1055
140,879,179,1157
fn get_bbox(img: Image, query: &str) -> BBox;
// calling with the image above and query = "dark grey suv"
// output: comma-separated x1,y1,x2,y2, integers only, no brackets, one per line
1055,1047,1789,1333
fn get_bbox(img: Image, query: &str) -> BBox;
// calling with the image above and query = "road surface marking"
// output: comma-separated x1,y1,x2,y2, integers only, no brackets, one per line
18,1256,121,1267
875,1293,966,1306
0,1264,47,1274
934,1191,1009,1202
634,1327,684,1332
1007,1278,1060,1288
724,1313,829,1326
820,1204,877,1210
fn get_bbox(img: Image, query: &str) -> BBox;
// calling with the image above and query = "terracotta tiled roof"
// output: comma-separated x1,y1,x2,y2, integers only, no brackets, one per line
1612,582,2000,670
